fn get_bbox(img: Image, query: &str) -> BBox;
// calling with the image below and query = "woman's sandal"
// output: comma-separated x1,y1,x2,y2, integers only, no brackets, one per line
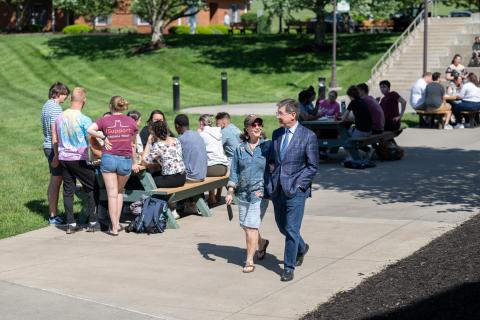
242,263,255,273
257,239,269,260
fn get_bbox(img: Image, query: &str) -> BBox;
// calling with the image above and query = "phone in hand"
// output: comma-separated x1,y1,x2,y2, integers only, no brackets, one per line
227,204,233,221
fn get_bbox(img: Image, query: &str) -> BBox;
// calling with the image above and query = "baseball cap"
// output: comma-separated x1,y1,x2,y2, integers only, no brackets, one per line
244,114,263,127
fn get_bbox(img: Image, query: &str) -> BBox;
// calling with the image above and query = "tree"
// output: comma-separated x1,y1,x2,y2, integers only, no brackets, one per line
1,0,32,30
54,0,118,30
290,0,330,48
131,0,205,49
261,0,295,33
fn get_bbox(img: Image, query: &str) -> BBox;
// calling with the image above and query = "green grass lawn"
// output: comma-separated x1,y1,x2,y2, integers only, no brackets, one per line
0,32,404,239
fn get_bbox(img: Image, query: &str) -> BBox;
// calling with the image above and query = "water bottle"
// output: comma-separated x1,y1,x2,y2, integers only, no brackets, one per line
341,100,346,114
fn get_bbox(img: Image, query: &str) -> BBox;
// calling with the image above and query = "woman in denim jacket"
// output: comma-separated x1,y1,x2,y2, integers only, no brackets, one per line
225,115,271,273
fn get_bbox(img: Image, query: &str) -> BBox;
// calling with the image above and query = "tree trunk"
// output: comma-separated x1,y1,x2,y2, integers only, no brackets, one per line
314,6,325,49
151,18,166,48
278,13,283,34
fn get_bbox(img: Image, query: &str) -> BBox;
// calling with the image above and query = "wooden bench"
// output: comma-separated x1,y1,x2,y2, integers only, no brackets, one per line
96,170,229,229
284,21,309,34
416,109,449,129
460,110,479,128
347,130,400,160
359,19,394,33
228,22,257,34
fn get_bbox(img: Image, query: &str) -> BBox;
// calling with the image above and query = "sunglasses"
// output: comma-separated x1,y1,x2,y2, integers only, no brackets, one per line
249,122,263,128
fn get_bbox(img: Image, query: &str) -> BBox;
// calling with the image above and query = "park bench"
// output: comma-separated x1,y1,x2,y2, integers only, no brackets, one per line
460,110,479,128
228,22,257,34
359,19,394,33
284,21,309,34
416,109,449,129
96,169,229,229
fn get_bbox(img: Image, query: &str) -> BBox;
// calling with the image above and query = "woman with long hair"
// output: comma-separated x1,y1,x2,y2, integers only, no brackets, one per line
452,72,480,128
87,96,139,236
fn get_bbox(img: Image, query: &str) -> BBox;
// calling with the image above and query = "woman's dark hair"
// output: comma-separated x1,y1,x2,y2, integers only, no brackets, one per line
298,86,316,104
451,54,462,64
346,85,360,100
466,72,479,86
127,110,142,121
240,128,267,142
49,82,70,99
150,120,170,141
146,110,166,125
103,111,112,117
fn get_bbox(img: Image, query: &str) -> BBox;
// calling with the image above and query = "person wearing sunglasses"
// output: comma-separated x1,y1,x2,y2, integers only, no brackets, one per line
226,115,271,273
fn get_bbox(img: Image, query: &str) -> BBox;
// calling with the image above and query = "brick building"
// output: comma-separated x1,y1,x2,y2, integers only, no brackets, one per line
0,0,250,33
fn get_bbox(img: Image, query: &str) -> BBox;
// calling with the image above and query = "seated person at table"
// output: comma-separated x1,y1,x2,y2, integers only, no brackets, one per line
446,75,463,99
446,54,468,82
452,72,480,128
409,72,432,110
139,110,166,147
343,85,372,138
298,86,319,121
127,110,144,163
357,83,385,134
198,114,229,206
142,120,186,188
215,112,241,165
379,80,407,131
317,90,340,118
424,72,453,129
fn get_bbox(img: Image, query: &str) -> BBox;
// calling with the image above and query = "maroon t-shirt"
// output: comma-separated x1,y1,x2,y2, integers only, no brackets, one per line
380,91,400,123
363,96,385,131
96,114,138,157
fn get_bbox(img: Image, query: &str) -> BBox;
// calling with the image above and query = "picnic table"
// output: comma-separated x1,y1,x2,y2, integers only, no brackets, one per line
302,119,401,160
416,96,479,129
95,168,229,230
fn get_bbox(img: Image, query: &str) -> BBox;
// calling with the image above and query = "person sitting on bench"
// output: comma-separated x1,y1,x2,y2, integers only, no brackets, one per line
357,83,384,134
142,120,186,188
343,85,372,138
424,72,453,130
452,72,480,129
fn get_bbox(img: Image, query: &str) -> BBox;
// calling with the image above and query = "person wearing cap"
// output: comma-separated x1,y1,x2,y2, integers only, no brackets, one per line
266,99,319,282
226,115,271,273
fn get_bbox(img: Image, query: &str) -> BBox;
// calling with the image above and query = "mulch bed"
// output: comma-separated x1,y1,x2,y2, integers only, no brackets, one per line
301,213,480,320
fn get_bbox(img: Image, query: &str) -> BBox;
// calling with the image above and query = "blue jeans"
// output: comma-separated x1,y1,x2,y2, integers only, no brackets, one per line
272,187,308,271
452,101,480,124
100,154,132,176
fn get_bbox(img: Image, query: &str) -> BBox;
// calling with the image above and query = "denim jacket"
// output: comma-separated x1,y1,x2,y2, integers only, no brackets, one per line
227,139,271,203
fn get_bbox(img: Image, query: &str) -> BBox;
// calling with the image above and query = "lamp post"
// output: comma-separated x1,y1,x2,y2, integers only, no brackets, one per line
423,0,428,75
51,0,55,32
330,0,338,89
172,76,180,112
318,77,326,100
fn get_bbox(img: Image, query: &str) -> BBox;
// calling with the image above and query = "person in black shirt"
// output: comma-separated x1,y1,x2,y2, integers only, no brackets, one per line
342,85,372,137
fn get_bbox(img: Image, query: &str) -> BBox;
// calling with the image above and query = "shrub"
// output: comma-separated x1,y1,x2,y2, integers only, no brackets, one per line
23,24,44,33
241,12,258,27
196,26,214,35
209,25,229,35
63,24,92,34
169,25,191,35
257,15,271,34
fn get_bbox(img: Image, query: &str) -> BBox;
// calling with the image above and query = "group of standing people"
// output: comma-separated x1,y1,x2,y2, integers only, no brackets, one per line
41,82,320,281
410,54,480,129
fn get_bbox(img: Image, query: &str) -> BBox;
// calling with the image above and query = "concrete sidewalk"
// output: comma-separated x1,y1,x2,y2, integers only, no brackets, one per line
0,128,479,320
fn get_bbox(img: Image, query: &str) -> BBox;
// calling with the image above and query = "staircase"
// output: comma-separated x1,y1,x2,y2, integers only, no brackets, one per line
368,13,480,110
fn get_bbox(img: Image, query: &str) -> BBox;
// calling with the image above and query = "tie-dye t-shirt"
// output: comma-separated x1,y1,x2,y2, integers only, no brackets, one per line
55,109,92,161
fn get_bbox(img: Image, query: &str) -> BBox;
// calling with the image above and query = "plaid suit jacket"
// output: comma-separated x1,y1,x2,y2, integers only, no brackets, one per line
265,123,319,198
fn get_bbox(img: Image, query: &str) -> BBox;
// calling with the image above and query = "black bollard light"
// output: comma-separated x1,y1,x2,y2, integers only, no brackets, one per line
172,76,180,112
318,77,326,100
221,72,228,104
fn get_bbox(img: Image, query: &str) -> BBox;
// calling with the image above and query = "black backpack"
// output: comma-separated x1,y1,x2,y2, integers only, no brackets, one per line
125,197,168,234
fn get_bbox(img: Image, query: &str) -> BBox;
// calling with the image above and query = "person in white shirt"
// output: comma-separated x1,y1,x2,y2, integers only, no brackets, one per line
224,12,231,26
409,72,432,109
452,72,480,128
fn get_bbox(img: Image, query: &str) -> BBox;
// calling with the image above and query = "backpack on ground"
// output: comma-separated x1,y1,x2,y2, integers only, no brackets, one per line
125,197,168,234
343,159,376,169
374,139,404,161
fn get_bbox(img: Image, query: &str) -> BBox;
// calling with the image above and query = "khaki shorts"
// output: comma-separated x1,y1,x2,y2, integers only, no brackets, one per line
426,102,451,112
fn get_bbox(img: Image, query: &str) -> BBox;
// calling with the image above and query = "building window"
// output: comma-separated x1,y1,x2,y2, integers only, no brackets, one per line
135,15,150,26
230,4,240,23
95,16,109,26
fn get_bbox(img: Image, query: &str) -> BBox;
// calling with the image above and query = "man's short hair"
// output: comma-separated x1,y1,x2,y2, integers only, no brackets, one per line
379,80,391,89
423,72,432,77
49,82,70,99
215,112,230,121
356,83,369,94
71,87,86,102
346,85,360,99
277,98,299,120
174,114,189,127
432,72,441,81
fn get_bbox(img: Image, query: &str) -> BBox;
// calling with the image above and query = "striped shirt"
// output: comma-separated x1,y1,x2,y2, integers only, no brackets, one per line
41,99,62,149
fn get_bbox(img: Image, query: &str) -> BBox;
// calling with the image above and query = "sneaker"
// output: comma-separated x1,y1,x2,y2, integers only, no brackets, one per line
49,216,64,225
86,222,100,233
170,209,180,220
454,124,464,129
66,224,80,234
444,124,453,130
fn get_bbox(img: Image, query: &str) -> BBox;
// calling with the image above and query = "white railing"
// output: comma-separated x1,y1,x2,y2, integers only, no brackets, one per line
370,1,434,81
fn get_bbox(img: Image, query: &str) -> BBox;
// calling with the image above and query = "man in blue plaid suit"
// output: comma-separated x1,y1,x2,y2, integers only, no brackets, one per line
266,98,319,282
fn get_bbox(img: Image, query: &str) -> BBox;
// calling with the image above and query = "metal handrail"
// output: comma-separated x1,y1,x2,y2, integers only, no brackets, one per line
370,1,434,80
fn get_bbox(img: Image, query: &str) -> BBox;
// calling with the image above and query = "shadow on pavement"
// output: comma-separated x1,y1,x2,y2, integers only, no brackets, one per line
315,146,480,213
197,242,283,275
